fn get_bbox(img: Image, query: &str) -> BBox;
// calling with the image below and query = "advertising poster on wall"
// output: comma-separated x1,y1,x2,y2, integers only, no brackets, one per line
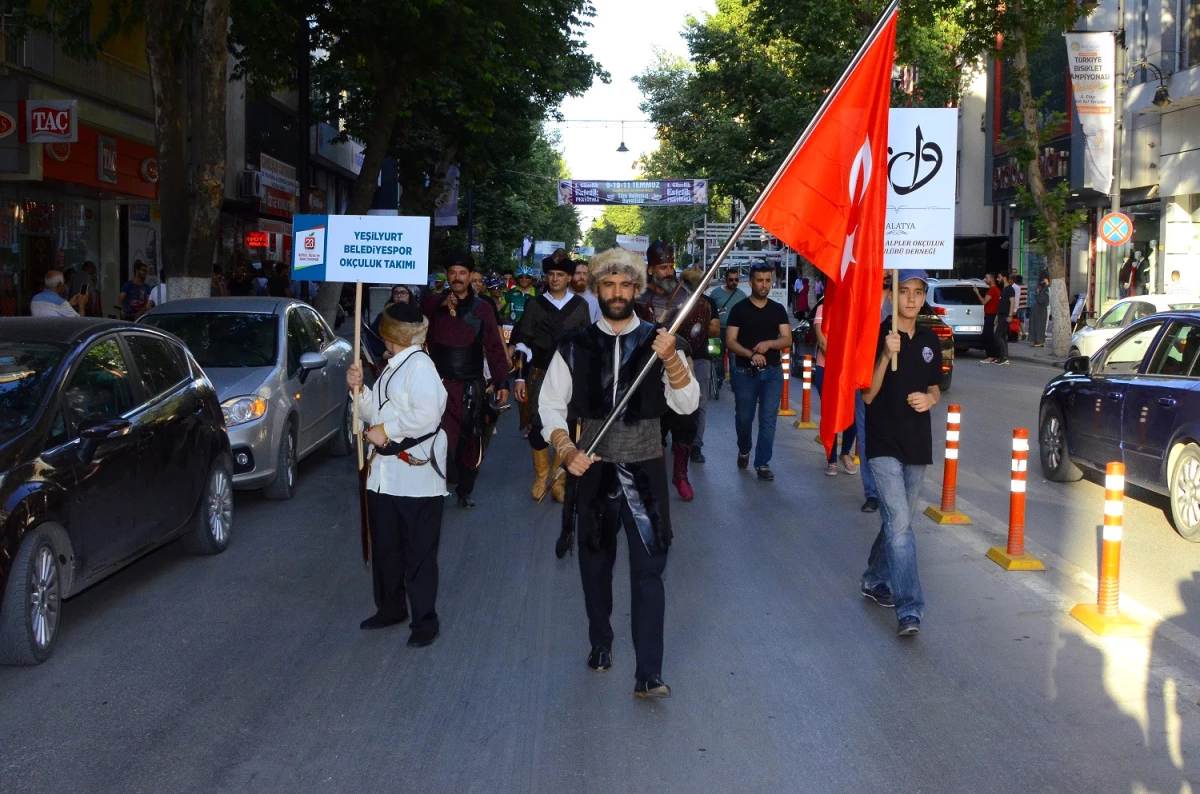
291,214,430,284
128,204,160,277
884,107,958,271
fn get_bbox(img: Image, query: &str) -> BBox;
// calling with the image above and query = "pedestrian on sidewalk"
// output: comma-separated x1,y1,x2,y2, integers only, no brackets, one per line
1014,274,1027,340
1029,274,1049,347
993,272,1014,365
347,301,448,647
811,301,857,476
707,267,747,388
539,246,699,698
860,270,942,637
973,273,1000,362
726,262,792,481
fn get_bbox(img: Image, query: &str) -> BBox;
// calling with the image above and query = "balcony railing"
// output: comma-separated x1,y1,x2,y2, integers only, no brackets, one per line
1,29,153,116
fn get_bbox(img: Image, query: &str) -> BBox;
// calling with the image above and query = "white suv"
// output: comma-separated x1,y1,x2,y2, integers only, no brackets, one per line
926,278,989,352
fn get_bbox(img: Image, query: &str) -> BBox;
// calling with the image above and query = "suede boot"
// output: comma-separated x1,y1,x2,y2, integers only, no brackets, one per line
672,442,695,501
531,448,551,501
550,453,566,503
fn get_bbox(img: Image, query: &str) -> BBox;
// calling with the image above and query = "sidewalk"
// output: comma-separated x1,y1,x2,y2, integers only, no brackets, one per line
962,337,1066,370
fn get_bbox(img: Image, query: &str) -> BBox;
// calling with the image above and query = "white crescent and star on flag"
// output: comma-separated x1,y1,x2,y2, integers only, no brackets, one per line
838,136,873,281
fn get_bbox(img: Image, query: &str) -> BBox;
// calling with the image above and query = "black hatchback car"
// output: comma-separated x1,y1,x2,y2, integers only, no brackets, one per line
0,319,232,664
1039,311,1200,541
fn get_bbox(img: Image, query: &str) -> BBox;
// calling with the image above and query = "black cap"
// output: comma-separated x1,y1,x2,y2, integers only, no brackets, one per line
385,300,423,325
444,251,476,271
542,254,572,275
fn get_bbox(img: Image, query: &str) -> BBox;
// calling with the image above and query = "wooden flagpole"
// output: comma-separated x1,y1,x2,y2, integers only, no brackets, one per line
353,282,363,469
891,268,898,371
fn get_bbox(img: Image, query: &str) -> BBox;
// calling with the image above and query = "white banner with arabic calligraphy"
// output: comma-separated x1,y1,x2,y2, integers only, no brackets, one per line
1065,32,1115,194
884,108,958,270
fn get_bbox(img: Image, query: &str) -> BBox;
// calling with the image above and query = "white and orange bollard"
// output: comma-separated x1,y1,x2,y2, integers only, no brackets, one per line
986,428,1044,570
1070,462,1144,635
778,350,796,416
925,404,971,524
793,355,818,429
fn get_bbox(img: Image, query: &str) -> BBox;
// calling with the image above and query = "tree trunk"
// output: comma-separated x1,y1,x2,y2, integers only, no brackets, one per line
1012,17,1072,357
314,70,406,326
178,0,232,300
144,0,188,289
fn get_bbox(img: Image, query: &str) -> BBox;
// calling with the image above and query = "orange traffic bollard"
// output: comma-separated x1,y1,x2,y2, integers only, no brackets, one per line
987,429,1045,570
793,355,818,429
778,350,797,416
925,404,971,524
1071,462,1144,635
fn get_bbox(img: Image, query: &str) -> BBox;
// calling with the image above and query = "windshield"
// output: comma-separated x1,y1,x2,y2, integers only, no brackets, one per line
0,342,67,440
143,313,279,368
932,286,983,306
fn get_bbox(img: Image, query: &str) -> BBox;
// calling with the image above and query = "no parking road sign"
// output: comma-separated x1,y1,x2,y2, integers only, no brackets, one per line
1099,212,1134,246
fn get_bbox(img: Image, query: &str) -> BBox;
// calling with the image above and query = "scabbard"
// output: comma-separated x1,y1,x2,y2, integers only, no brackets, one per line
555,474,577,559
359,456,371,564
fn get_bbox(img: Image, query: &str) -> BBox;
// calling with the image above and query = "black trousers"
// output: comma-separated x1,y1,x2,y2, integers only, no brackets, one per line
577,476,670,681
993,314,1009,361
367,491,444,633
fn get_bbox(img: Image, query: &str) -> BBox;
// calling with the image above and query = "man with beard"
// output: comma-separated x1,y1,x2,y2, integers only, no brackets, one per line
636,239,710,501
538,247,698,698
421,252,511,509
570,258,602,322
511,254,593,503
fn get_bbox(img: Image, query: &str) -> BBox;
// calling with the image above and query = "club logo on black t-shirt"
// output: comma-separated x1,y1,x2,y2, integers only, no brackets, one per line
922,346,934,363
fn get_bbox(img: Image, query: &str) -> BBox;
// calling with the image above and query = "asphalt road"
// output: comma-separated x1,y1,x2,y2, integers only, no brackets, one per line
0,358,1197,791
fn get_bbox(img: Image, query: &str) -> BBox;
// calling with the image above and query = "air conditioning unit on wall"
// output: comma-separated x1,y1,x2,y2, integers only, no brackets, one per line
238,170,263,200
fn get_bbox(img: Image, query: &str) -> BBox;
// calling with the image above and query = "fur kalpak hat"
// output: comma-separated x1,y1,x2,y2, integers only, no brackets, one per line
378,301,428,348
588,246,646,294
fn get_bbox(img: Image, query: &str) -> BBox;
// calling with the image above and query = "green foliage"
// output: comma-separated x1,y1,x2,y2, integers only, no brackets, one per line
585,205,643,250
1016,182,1086,258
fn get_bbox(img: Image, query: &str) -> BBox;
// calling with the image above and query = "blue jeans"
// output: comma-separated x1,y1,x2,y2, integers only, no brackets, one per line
731,364,784,468
861,457,926,621
812,365,857,463
856,392,877,499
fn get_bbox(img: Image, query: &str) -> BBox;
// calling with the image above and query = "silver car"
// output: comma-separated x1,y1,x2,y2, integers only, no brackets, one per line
141,297,355,499
926,278,989,352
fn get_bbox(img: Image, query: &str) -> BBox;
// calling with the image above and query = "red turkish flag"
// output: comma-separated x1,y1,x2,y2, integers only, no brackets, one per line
753,8,896,458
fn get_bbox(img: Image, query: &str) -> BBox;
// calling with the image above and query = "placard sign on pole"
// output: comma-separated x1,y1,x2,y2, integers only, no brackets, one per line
291,214,431,284
883,107,958,271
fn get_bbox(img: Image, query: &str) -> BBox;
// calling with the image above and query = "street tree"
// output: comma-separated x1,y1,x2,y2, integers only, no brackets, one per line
3,0,234,299
234,0,602,321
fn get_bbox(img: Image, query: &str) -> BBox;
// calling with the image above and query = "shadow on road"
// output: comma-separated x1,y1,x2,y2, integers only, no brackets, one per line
1145,571,1200,792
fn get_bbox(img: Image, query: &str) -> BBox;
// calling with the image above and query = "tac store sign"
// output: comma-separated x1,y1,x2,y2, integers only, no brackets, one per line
291,214,430,283
19,99,78,143
884,107,958,271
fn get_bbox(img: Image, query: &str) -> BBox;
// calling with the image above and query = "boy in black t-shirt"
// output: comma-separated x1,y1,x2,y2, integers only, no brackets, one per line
860,270,942,637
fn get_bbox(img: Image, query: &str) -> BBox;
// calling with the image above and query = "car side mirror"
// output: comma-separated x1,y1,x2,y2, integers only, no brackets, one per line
298,352,328,372
1084,316,1097,328
79,417,133,440
1065,355,1090,374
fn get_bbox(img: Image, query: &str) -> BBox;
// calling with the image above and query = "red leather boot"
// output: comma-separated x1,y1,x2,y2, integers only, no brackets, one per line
672,442,695,501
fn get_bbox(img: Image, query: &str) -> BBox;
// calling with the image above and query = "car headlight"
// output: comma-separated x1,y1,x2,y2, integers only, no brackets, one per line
221,396,267,427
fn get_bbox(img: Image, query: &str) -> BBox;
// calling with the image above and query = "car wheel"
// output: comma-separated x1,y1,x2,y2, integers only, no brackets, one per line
1169,443,1200,542
263,427,297,500
1039,403,1082,482
940,369,952,392
0,530,61,665
327,397,355,457
183,457,234,554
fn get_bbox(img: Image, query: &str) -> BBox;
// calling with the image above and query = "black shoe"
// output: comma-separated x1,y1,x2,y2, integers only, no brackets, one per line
587,645,612,672
897,617,921,637
634,675,672,698
457,495,475,509
360,611,406,630
690,446,706,464
861,583,895,608
407,629,439,647
737,452,750,470
756,465,774,481
861,497,879,513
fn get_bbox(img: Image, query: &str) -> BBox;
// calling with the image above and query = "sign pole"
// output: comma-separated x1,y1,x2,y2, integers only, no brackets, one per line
353,282,363,470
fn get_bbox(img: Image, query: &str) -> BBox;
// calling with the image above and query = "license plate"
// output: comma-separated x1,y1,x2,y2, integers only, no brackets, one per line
955,325,983,333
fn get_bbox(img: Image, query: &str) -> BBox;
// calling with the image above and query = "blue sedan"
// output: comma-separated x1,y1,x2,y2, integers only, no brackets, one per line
1039,311,1200,541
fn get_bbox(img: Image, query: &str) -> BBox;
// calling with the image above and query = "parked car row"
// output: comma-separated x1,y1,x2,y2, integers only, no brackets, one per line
0,299,356,665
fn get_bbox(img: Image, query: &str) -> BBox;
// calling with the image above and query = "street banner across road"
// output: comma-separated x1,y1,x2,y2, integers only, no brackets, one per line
291,214,430,283
884,107,957,271
557,179,709,206
1065,32,1115,195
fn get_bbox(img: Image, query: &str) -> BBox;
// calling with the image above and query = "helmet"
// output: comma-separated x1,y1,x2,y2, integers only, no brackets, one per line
516,265,535,278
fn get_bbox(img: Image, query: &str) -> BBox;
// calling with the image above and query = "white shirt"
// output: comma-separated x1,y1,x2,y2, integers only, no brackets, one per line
355,346,449,498
514,291,579,364
579,290,602,323
538,316,700,446
149,283,168,306
30,290,78,317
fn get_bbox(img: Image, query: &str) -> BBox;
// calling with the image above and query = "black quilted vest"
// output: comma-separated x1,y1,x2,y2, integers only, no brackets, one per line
558,320,668,423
